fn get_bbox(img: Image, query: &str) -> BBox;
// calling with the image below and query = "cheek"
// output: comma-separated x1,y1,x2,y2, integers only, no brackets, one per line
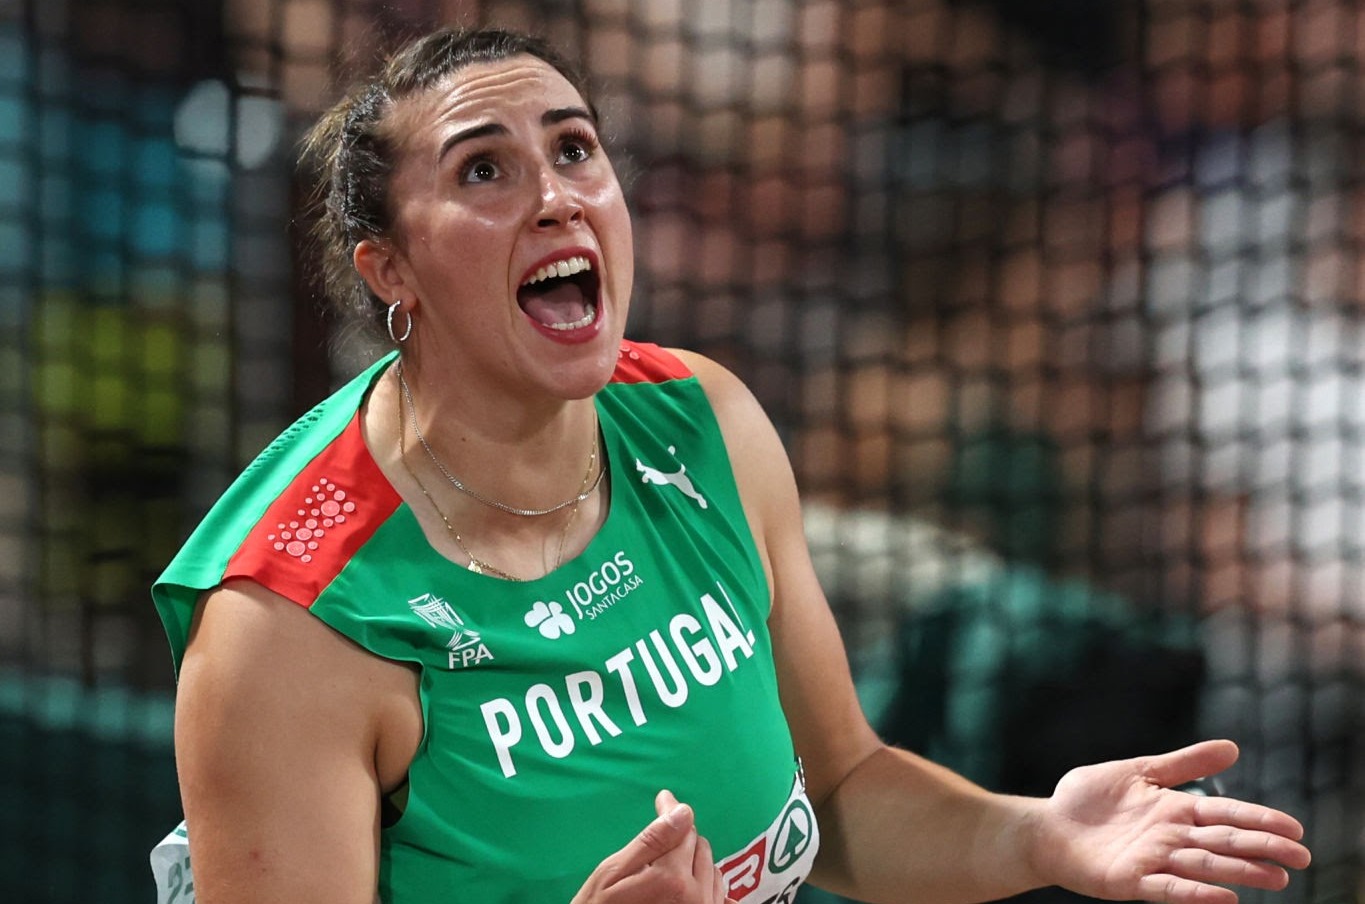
600,198,634,283
589,187,632,247
424,211,517,268
610,200,633,250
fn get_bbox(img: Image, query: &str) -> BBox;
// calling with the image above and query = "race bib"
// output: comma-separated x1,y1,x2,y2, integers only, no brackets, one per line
149,821,195,904
717,770,821,904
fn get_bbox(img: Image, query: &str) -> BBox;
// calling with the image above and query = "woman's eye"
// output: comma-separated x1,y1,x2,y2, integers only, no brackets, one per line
461,159,500,184
558,142,589,165
556,131,598,166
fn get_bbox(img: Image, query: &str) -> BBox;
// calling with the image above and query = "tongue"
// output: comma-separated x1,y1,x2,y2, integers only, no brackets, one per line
520,281,590,327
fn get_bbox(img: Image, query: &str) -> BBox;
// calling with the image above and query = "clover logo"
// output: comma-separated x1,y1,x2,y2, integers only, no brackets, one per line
525,600,575,639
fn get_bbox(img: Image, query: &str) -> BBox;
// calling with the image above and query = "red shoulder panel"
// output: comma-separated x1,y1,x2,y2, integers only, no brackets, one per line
612,340,693,384
224,413,401,608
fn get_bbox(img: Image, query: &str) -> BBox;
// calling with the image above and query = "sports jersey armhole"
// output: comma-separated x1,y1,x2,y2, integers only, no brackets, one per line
607,349,774,620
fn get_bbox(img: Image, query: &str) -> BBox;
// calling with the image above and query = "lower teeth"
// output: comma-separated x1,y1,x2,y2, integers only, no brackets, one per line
547,307,597,331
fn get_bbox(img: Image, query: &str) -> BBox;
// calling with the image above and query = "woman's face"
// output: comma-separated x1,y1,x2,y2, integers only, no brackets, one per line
378,54,633,400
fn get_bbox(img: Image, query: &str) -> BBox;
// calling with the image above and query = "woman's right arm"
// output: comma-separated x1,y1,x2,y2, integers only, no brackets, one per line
174,579,421,904
177,579,733,904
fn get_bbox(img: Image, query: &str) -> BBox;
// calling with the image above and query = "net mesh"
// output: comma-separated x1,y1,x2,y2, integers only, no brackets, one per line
1,1,1361,902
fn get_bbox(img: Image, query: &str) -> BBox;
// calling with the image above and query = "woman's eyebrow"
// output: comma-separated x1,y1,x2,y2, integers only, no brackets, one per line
437,122,506,164
435,108,595,165
544,106,596,127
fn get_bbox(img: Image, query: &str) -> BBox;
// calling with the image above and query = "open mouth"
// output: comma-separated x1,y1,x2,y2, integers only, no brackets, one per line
517,254,600,331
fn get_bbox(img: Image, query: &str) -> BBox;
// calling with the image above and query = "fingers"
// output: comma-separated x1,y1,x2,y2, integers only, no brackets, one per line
1135,873,1238,904
1165,847,1291,891
1191,796,1308,848
1131,807,1314,904
610,792,696,877
1138,740,1240,790
1184,821,1312,870
661,790,731,904
690,806,738,904
1137,850,1293,903
646,790,702,879
695,819,735,904
692,823,713,878
654,788,715,889
580,790,732,904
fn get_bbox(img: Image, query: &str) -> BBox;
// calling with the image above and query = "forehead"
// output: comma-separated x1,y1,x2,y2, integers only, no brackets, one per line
389,55,587,151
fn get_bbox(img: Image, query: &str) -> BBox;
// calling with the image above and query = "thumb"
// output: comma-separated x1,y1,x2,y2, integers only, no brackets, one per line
1140,739,1239,788
655,788,681,818
612,795,695,875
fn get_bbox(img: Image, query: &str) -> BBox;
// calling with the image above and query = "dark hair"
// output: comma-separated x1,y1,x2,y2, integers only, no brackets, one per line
298,27,597,343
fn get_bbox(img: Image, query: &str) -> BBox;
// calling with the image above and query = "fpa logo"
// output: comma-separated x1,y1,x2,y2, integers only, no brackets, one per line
408,593,495,669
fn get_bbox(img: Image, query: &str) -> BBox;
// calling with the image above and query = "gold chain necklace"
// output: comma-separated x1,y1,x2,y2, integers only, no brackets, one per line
398,366,604,517
396,369,598,582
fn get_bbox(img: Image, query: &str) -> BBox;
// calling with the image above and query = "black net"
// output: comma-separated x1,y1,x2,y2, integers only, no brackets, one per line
1,1,1361,902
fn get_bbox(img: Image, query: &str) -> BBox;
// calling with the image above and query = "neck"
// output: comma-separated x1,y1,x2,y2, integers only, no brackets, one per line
378,361,609,580
393,362,602,521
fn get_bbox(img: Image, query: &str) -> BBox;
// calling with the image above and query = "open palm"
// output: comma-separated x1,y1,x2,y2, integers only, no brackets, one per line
1033,740,1312,904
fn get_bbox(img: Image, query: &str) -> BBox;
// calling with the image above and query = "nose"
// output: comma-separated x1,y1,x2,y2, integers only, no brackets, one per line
534,166,584,229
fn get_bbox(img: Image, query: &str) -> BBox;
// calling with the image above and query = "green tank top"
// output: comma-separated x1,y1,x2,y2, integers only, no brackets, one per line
153,341,819,904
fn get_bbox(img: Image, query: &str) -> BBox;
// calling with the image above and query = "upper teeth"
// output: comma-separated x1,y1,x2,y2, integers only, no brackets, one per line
523,255,592,286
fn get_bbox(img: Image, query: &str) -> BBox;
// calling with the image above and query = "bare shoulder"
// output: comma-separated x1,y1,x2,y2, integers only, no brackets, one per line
179,579,420,785
176,581,417,904
174,580,420,903
185,578,350,676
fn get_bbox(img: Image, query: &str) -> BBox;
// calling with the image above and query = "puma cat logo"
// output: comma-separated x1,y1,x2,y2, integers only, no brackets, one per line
635,446,708,509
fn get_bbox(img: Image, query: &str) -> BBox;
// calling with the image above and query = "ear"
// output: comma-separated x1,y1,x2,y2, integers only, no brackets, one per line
354,238,411,305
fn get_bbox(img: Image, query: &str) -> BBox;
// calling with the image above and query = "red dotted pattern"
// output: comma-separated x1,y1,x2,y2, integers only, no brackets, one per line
266,478,358,564
225,412,401,608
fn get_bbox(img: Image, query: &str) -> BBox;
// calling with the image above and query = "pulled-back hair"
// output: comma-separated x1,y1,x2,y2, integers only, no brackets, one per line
298,27,596,344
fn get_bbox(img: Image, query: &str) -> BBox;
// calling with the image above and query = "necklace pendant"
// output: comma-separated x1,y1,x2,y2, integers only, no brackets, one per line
467,559,484,575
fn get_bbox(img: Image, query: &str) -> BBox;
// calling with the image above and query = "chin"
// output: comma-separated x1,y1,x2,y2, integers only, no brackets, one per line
510,335,610,399
556,346,622,400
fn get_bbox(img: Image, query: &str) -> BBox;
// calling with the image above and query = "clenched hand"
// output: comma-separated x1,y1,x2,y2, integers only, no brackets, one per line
571,790,737,904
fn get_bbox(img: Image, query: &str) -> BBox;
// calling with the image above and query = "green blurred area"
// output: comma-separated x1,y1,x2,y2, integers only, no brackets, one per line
0,672,180,904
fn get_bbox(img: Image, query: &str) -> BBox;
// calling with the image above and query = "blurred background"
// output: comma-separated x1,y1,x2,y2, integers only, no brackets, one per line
0,0,1361,902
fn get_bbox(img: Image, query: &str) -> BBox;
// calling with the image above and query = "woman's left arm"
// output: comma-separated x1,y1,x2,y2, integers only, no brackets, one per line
676,350,1312,904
